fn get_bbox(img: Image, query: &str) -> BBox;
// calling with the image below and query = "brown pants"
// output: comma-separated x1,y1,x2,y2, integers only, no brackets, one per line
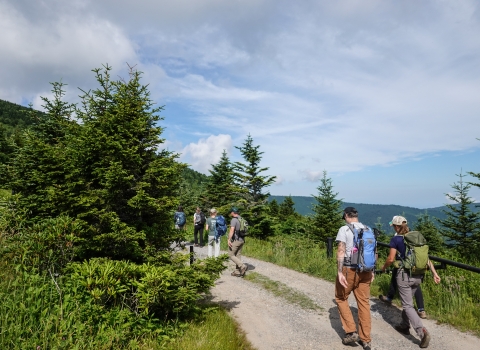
335,267,372,343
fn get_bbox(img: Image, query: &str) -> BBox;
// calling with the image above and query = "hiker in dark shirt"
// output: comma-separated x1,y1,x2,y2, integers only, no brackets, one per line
381,215,440,349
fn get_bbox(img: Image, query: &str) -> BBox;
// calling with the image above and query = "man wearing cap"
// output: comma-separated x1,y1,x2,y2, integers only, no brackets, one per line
335,207,374,350
227,207,248,277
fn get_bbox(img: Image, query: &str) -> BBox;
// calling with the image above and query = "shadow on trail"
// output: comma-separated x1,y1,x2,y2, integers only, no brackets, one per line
328,304,361,347
371,300,421,346
202,294,241,311
328,298,421,346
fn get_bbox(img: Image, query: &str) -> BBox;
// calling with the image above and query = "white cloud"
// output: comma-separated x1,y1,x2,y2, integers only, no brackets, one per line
180,134,233,173
0,0,137,105
2,0,480,206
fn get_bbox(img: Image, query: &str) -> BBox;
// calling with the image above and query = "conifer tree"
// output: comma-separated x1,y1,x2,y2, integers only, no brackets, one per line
413,212,445,255
269,199,280,218
437,171,480,258
204,150,238,216
71,65,184,260
2,82,78,218
279,195,297,217
234,134,276,237
311,171,343,242
4,65,184,261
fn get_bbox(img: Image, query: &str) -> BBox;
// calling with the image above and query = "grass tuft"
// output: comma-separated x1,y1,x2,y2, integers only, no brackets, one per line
244,272,322,312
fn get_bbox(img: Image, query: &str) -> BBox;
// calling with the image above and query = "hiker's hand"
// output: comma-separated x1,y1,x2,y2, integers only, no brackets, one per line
370,271,375,283
433,274,441,284
228,240,232,248
338,273,348,288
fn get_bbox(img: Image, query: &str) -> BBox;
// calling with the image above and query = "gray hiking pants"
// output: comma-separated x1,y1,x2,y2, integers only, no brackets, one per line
396,269,425,338
228,240,245,271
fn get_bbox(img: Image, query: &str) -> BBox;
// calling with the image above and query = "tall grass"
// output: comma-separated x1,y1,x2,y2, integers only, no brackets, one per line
239,235,480,336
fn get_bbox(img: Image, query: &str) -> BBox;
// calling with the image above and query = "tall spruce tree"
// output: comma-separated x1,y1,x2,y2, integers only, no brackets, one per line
4,65,184,262
311,171,343,242
71,65,185,260
437,171,480,258
234,134,276,237
204,150,238,216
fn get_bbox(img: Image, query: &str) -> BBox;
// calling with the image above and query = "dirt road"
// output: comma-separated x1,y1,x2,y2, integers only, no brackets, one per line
195,246,479,350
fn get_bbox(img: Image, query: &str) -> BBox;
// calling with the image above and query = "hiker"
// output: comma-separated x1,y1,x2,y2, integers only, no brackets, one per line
381,215,441,348
335,207,374,350
193,207,206,247
206,208,220,257
379,255,427,318
174,206,186,230
227,207,248,277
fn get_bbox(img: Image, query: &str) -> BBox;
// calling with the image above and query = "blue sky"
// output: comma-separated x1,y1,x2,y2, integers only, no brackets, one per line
1,0,480,208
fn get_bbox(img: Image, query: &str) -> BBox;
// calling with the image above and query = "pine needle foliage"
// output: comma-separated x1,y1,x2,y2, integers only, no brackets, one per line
234,134,276,238
204,150,239,216
437,171,480,259
2,65,185,262
310,171,343,242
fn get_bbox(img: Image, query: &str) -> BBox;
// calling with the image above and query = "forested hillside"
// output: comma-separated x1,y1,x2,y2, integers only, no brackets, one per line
270,195,480,228
0,98,36,132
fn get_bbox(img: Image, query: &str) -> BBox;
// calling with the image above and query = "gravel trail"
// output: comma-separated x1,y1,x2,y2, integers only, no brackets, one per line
192,244,479,350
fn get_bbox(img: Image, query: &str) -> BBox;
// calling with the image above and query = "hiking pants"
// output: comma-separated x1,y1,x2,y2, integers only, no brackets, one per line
387,268,425,309
194,224,204,245
396,269,425,338
228,240,245,271
335,267,372,343
207,235,221,258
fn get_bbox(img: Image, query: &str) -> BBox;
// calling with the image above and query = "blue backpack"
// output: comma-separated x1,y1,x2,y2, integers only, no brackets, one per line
347,224,377,272
214,215,227,239
176,212,186,226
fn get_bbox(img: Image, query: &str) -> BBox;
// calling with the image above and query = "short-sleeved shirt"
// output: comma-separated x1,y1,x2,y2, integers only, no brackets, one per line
335,222,365,258
206,216,217,236
389,235,407,260
230,217,244,242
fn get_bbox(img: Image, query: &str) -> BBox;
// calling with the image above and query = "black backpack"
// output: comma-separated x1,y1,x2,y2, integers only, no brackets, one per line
199,212,206,225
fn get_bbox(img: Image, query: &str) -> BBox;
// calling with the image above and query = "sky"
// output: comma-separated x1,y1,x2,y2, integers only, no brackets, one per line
1,0,480,208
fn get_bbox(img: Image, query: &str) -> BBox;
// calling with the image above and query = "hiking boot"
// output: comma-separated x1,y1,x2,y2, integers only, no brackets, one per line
240,264,248,276
379,295,393,304
342,332,359,345
231,270,241,277
358,340,371,350
417,309,427,319
420,328,430,348
395,324,410,335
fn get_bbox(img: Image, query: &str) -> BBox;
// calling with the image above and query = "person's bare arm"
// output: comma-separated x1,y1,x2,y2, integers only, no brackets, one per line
428,260,441,284
227,226,235,248
337,241,349,288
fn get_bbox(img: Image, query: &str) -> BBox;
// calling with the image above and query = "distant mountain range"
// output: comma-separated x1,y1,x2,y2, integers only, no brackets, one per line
269,195,480,229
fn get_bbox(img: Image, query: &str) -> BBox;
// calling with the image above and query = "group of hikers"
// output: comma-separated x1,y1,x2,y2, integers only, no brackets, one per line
173,205,249,276
175,204,441,349
337,207,441,349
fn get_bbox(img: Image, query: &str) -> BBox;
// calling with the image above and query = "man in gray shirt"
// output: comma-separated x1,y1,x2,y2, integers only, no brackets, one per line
335,207,374,350
227,207,247,277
